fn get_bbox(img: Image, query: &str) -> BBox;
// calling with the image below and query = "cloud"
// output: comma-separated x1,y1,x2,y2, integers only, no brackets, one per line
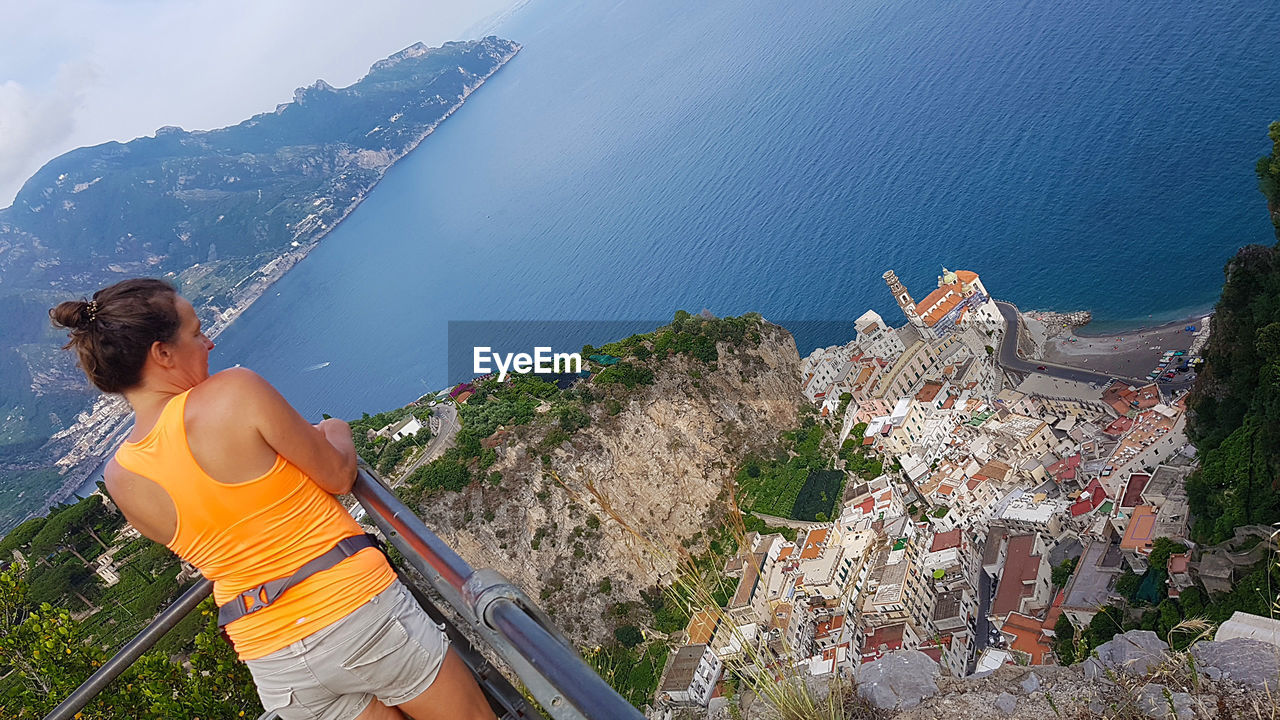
0,62,97,206
0,0,518,208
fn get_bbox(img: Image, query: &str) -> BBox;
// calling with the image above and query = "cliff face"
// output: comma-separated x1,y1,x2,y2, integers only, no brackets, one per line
414,322,802,645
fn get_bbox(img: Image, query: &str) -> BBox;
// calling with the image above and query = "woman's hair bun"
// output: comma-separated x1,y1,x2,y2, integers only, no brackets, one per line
51,299,93,330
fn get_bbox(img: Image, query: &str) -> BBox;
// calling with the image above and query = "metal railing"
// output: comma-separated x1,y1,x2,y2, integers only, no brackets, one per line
44,466,644,720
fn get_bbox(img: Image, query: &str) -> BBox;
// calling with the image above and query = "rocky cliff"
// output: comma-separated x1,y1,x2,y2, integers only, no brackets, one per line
412,321,803,646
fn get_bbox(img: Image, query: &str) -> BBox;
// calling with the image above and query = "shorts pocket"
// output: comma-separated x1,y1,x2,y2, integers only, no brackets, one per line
258,685,294,712
341,616,410,671
339,615,444,703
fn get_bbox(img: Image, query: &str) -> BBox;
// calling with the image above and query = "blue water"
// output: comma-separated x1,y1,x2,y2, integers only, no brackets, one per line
212,0,1280,420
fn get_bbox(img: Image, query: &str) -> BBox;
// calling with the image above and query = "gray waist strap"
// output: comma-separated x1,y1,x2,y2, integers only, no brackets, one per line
217,533,379,628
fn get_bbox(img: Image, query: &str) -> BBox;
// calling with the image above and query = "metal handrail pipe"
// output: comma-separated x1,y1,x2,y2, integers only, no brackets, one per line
44,578,213,720
487,598,646,720
351,468,473,592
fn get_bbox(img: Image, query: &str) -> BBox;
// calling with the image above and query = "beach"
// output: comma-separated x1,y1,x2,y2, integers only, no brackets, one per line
1037,314,1212,380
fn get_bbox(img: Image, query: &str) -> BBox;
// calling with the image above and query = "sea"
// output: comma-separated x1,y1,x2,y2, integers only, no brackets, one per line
206,0,1280,423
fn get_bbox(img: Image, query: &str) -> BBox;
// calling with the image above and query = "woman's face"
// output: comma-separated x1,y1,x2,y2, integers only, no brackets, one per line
166,296,215,386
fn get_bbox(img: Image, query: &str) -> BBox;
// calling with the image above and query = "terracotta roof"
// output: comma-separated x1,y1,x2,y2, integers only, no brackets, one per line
930,528,963,552
1121,473,1149,509
800,528,830,560
1168,553,1190,575
770,603,792,631
1003,611,1052,665
1103,416,1134,437
916,381,944,403
917,271,982,328
861,623,905,661
991,535,1041,617
1069,478,1109,517
1042,589,1066,632
1120,506,1157,552
686,609,719,645
977,460,1012,481
1103,381,1162,416
1047,453,1082,480
814,614,845,639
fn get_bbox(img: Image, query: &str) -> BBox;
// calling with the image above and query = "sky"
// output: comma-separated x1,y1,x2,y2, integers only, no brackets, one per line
0,0,521,207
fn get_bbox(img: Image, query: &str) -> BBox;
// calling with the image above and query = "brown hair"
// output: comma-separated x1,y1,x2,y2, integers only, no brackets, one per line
50,278,181,393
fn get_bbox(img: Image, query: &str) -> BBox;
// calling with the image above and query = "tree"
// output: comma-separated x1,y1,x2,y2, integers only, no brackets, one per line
1086,605,1125,647
1147,538,1187,574
1051,557,1078,589
0,565,259,718
614,625,644,648
836,392,853,417
1156,599,1182,639
1116,568,1142,601
28,497,110,568
1053,614,1078,665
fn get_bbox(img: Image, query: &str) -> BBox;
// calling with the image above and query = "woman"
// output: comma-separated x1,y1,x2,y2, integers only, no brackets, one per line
51,278,495,720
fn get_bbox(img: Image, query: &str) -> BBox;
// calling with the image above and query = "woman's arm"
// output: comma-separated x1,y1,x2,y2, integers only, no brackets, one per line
215,367,357,494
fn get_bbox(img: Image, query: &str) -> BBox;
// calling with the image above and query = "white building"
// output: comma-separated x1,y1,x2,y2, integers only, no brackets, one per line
659,644,723,706
854,309,907,360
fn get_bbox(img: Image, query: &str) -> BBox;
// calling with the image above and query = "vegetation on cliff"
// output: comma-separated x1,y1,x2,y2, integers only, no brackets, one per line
0,491,257,718
1257,120,1280,238
1184,240,1280,542
394,311,767,505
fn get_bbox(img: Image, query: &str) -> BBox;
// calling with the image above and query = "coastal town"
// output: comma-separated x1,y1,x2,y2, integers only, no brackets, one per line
653,268,1229,710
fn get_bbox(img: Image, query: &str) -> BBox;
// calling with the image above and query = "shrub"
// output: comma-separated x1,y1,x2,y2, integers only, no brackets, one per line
614,625,644,648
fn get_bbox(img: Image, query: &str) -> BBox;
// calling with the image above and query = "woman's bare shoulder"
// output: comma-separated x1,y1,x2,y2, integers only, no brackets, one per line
205,366,267,389
193,367,273,407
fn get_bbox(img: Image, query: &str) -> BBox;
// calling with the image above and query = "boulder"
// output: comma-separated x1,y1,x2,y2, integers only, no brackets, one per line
1136,683,1195,720
1081,630,1169,679
854,650,941,710
1018,671,1041,694
993,692,1018,714
1191,637,1280,693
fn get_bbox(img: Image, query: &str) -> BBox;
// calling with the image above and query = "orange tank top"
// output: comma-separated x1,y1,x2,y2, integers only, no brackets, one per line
113,390,396,660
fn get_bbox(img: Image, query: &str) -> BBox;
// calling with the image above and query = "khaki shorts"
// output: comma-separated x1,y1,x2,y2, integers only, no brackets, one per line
245,580,450,720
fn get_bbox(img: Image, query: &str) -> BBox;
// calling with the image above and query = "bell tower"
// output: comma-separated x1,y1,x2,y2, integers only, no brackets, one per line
883,270,923,327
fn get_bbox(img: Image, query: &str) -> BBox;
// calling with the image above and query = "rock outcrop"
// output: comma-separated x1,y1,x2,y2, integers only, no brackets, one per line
414,322,803,646
1080,629,1169,679
1191,637,1280,693
853,650,940,710
721,631,1280,720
